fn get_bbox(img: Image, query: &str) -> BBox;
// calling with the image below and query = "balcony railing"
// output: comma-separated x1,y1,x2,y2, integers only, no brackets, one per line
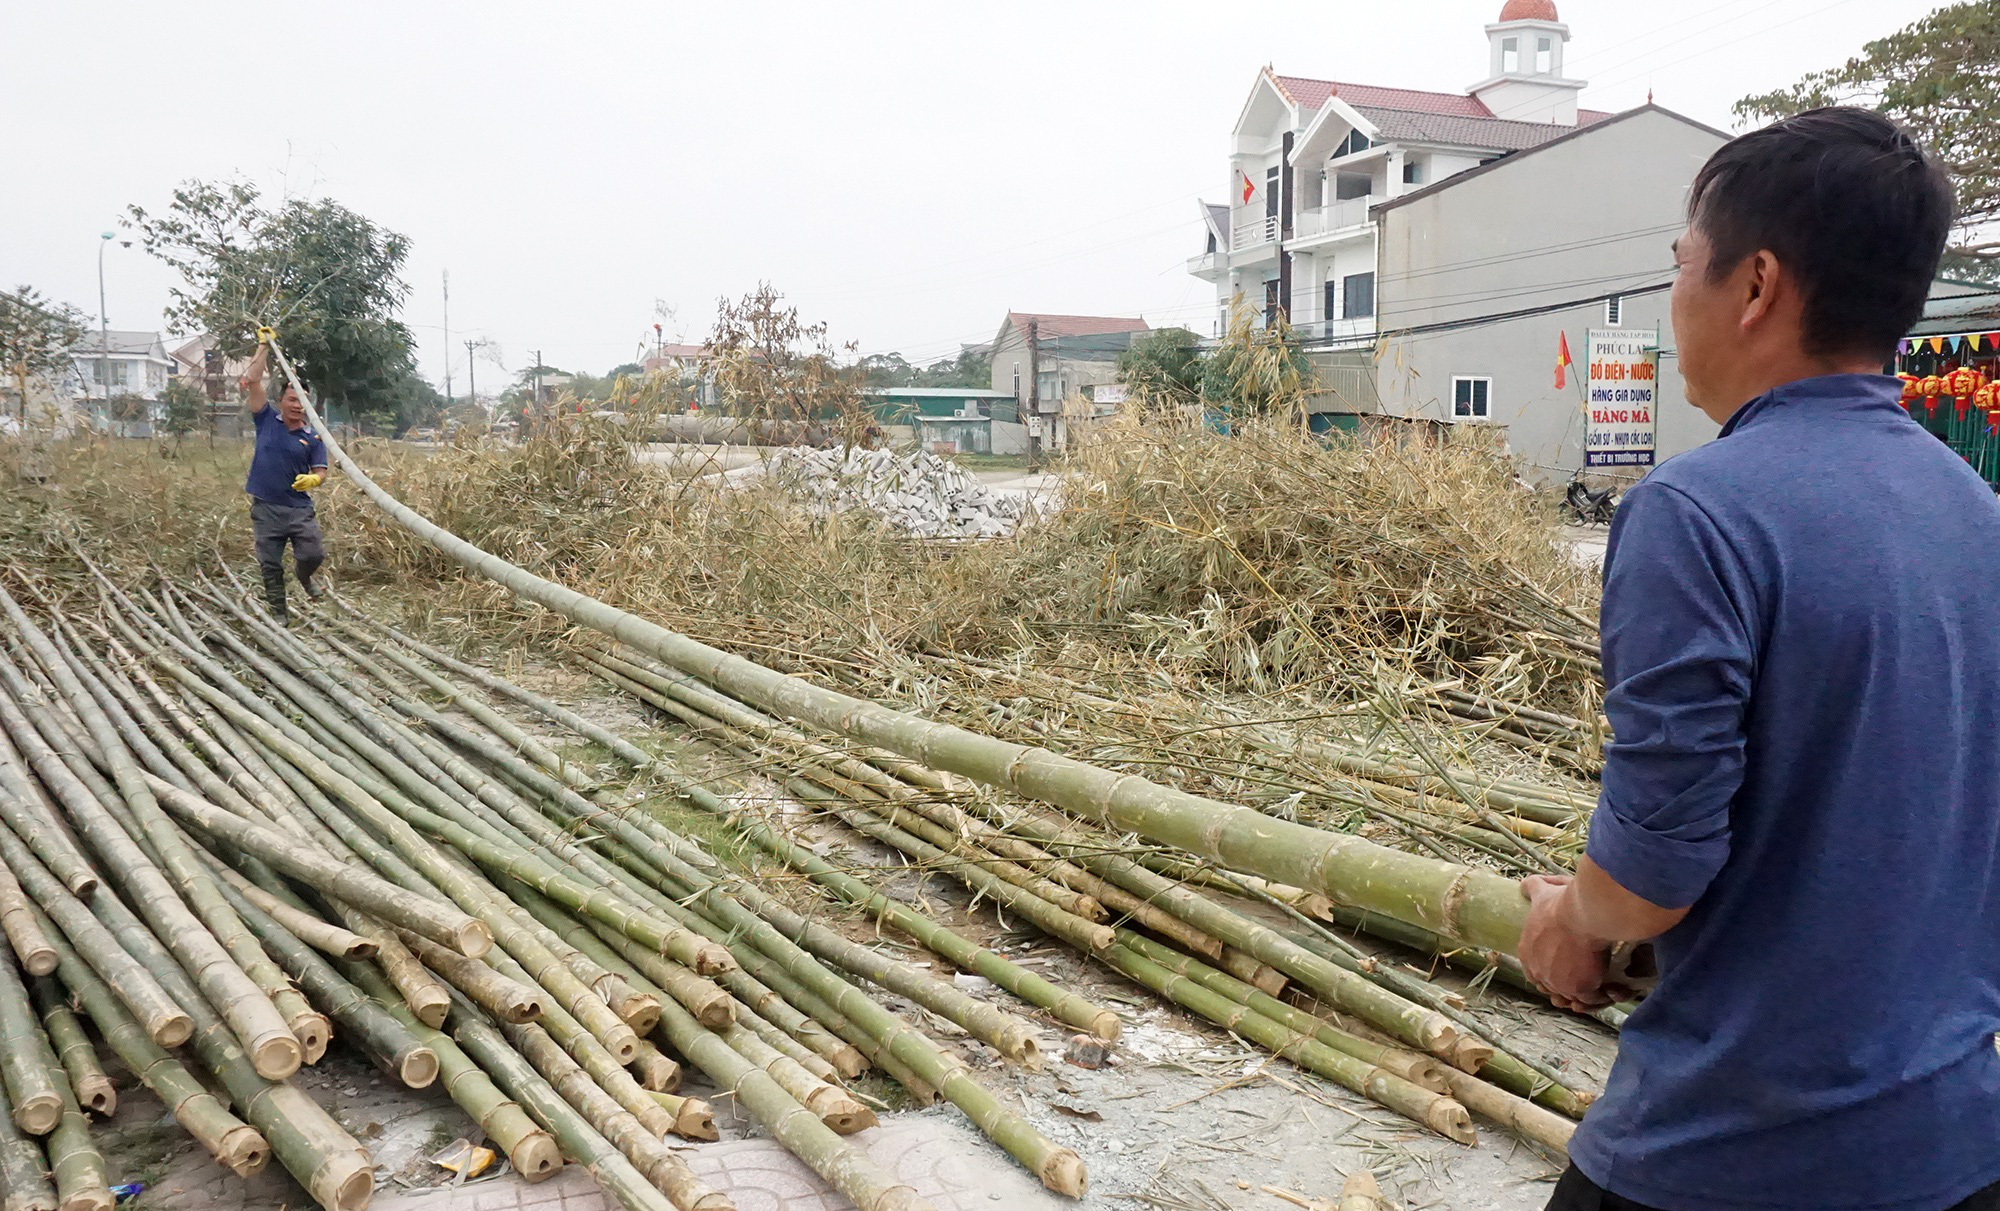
1231,214,1279,252
1295,196,1378,240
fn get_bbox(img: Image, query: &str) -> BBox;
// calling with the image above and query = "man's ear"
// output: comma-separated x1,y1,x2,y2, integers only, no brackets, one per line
1739,250,1780,334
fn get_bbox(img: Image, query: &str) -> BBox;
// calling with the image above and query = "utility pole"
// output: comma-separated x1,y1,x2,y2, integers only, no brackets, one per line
532,350,543,418
1026,318,1040,471
465,339,478,413
97,233,113,429
441,269,453,407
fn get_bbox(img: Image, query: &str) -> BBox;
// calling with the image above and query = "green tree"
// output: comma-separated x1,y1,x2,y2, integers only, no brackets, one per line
0,287,89,424
1736,1,2000,277
858,352,915,387
105,392,151,438
913,347,992,389
1201,303,1311,423
159,377,208,443
126,180,419,430
1118,328,1206,413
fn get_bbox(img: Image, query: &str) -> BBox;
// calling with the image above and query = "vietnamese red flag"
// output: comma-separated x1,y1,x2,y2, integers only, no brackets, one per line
1555,331,1574,390
1241,171,1255,205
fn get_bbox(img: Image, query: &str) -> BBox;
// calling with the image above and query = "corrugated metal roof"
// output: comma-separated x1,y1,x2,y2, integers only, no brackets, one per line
1910,290,2000,337
1353,104,1598,152
1003,312,1149,339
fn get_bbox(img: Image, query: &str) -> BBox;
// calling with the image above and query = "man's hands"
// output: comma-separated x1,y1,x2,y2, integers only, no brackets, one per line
1519,858,1691,1013
291,473,324,493
1519,875,1615,1011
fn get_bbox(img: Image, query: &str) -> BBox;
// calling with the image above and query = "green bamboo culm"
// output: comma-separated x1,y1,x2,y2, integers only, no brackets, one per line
25,981,113,1119
277,341,1531,957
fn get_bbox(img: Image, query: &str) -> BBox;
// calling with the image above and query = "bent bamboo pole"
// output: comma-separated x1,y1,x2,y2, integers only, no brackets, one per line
282,356,1529,957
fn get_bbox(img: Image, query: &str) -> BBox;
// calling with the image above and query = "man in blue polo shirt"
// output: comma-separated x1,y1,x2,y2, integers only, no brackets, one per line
239,337,329,625
1519,108,2000,1210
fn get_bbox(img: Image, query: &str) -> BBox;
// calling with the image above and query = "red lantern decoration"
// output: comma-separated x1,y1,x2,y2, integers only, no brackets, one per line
1921,375,1945,398
1899,373,1921,406
1949,366,1982,398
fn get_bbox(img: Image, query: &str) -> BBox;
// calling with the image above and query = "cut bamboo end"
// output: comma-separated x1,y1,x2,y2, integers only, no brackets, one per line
1247,966,1288,997
399,1049,441,1090
1447,1036,1494,1073
344,938,380,959
672,1103,718,1143
1339,1170,1392,1211
616,994,662,1036
1426,1099,1476,1146
216,1126,270,1178
63,873,98,900
1080,923,1116,951
820,1107,877,1135
315,1158,375,1211
498,995,543,1024
1404,1057,1451,1095
149,1012,195,1049
18,948,57,979
829,1046,869,1082
877,1190,929,1211
1085,1012,1122,1043
603,1026,640,1064
408,993,450,1030
294,1014,333,1065
999,1029,1044,1071
1039,1149,1089,1198
452,923,494,959
249,1033,304,1081
58,1188,112,1211
14,1094,60,1136
694,997,735,1030
507,1133,563,1182
689,943,734,976
75,1077,114,1118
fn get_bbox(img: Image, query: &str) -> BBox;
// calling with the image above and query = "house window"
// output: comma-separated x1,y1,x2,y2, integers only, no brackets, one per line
1334,130,1373,158
1502,37,1519,73
1452,377,1492,421
1264,279,1281,327
1402,159,1424,185
1325,281,1339,323
1342,272,1375,320
1606,295,1623,326
1537,36,1553,73
1265,167,1281,221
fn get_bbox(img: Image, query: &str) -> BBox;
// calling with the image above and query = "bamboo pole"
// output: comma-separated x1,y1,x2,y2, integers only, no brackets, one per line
25,983,111,1119
289,376,1533,955
653,995,936,1211
35,913,267,1176
399,931,543,1024
645,1093,717,1143
0,594,303,1081
0,955,64,1136
341,961,563,1181
41,1078,109,1211
0,1083,55,1211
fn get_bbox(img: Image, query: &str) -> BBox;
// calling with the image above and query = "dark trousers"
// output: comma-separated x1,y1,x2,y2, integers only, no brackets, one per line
1547,1165,2000,1211
249,498,324,618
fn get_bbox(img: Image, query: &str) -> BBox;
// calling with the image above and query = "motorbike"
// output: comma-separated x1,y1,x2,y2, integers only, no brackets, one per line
1562,471,1620,526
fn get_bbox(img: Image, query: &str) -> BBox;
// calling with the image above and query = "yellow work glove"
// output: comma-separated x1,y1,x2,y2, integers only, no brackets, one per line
257,326,276,344
291,473,324,492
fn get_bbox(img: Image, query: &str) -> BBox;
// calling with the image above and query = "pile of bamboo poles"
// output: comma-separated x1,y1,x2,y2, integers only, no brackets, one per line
552,634,1589,1154
0,566,1100,1211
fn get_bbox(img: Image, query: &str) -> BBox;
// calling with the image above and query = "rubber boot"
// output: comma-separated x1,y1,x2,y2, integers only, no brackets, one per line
260,564,290,626
297,558,325,601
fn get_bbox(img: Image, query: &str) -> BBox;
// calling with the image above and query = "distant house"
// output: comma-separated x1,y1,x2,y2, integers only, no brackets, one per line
171,334,255,439
868,386,1025,456
74,330,175,435
641,343,720,410
989,312,1150,451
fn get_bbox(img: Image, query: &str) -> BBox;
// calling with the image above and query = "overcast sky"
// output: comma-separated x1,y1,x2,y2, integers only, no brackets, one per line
4,0,1940,391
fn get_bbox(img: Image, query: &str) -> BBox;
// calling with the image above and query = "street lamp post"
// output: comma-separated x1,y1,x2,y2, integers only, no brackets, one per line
97,232,113,421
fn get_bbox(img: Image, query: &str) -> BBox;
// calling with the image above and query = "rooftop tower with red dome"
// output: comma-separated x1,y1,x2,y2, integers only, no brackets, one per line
1474,0,1584,126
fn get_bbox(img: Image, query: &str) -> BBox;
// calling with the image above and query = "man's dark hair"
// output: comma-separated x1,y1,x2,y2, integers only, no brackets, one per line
1689,106,1954,361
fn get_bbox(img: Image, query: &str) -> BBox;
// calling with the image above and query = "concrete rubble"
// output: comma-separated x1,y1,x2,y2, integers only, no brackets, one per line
765,445,1031,538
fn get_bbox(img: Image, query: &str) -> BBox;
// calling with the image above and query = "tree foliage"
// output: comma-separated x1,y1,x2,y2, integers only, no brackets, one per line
159,377,208,440
0,287,90,420
1735,1,2000,271
708,284,870,440
1117,328,1206,413
126,180,427,430
1118,306,1311,424
859,346,993,390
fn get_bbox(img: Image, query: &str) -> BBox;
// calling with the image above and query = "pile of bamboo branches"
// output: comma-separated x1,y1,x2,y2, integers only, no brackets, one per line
0,566,1098,1211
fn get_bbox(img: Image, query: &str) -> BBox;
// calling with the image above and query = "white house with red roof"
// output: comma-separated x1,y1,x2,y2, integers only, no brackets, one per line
1190,0,1611,344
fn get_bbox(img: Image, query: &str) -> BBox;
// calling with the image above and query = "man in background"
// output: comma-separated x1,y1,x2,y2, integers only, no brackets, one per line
1519,107,2000,1210
239,336,329,625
